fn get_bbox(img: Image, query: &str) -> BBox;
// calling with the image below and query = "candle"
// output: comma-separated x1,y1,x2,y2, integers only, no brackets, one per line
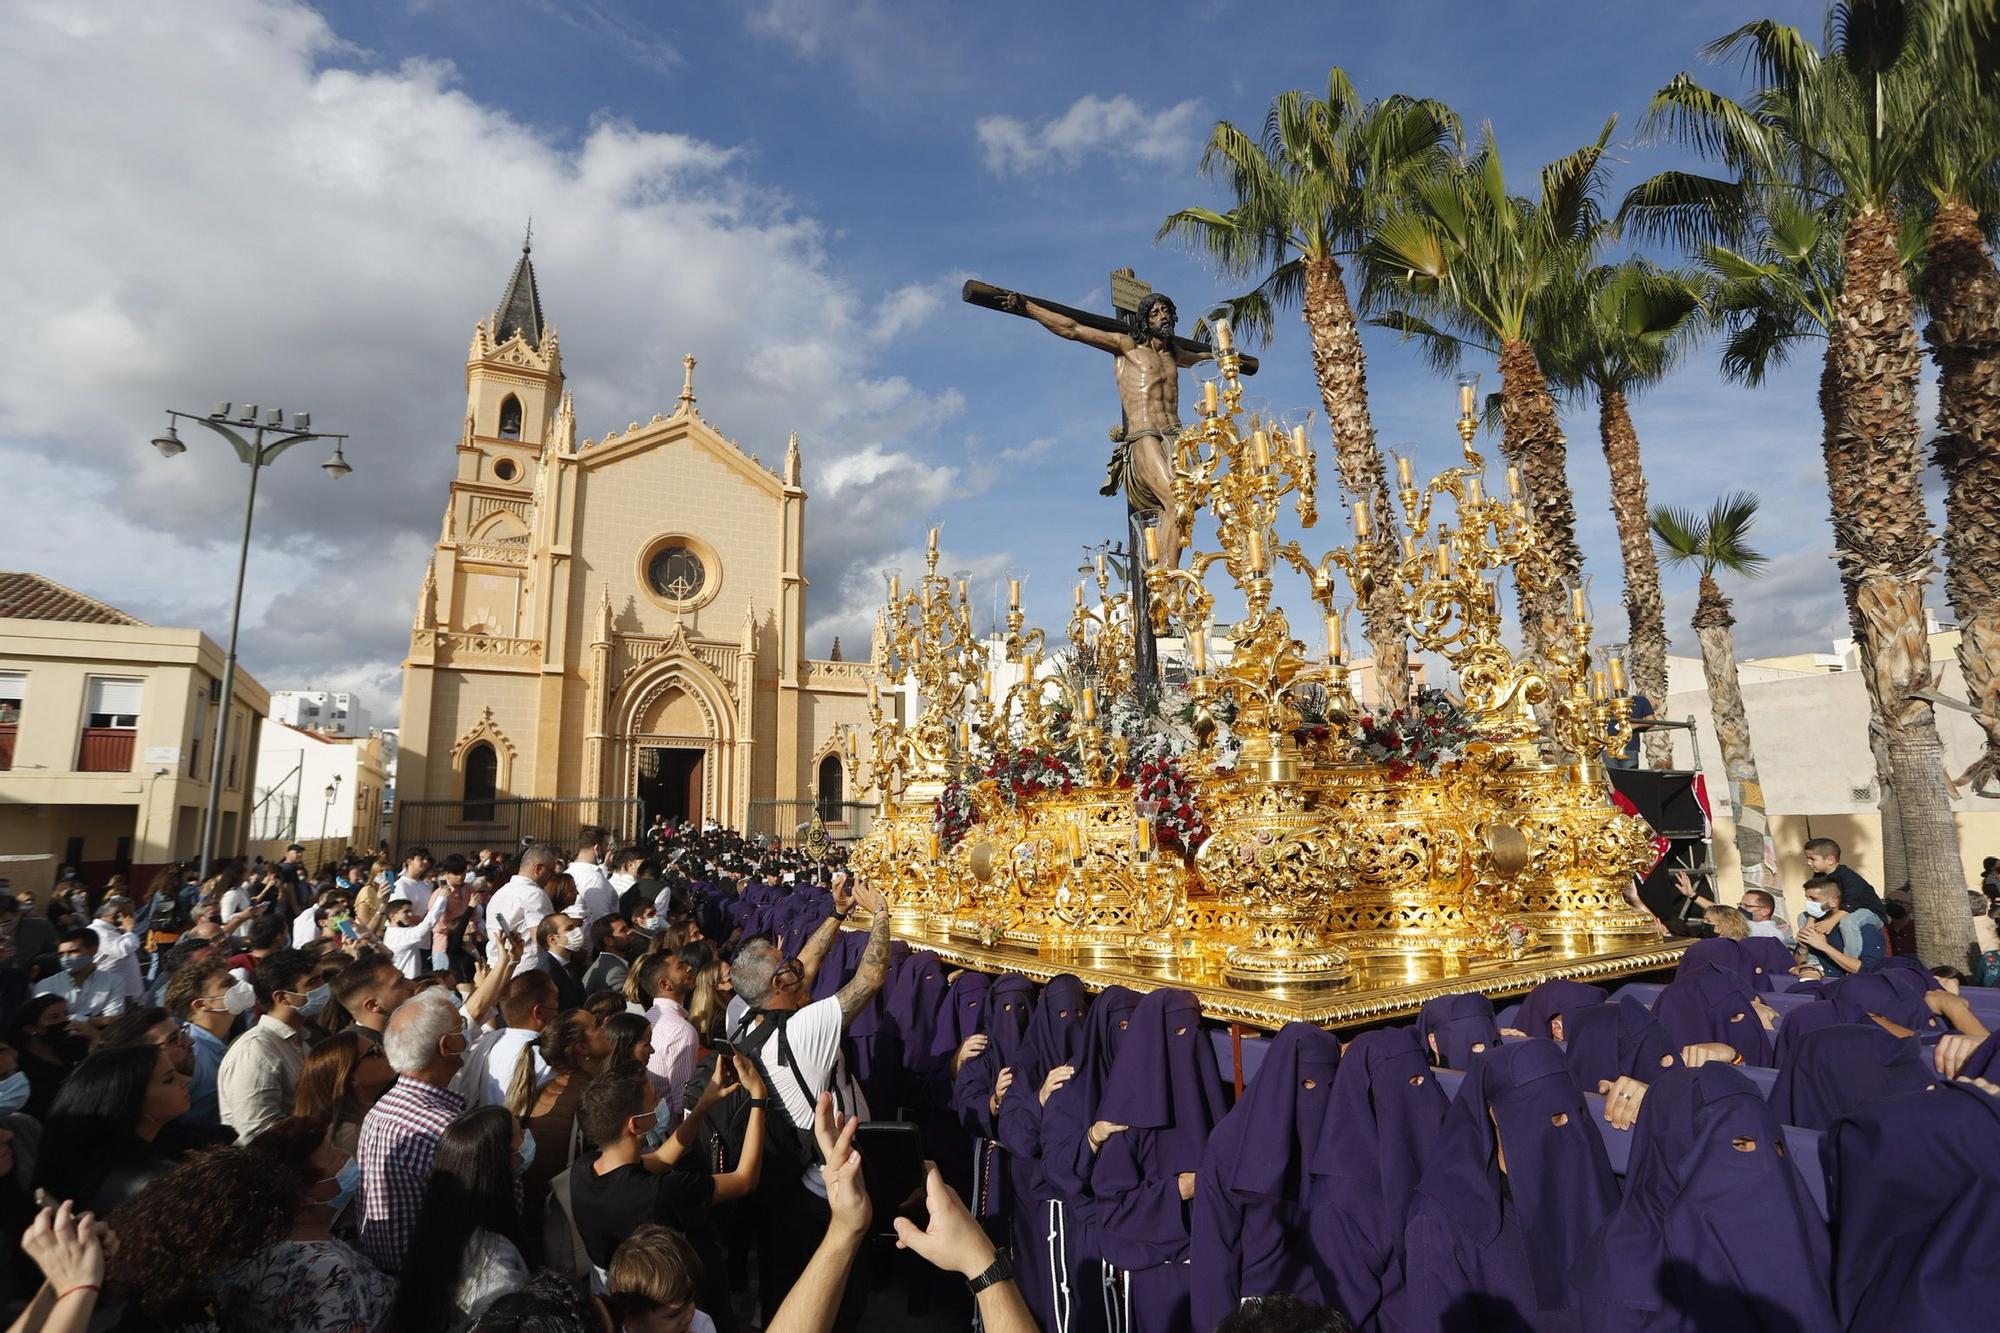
1571,587,1588,622
1081,687,1096,722
982,668,994,699
868,682,879,708
1435,543,1451,578
1252,428,1271,468
1075,582,1086,608
1203,380,1219,415
1096,552,1107,579
1396,454,1414,488
1327,609,1344,662
1137,819,1154,852
1291,424,1308,459
959,720,971,750
1466,476,1483,508
847,730,859,756
888,575,900,602
929,831,941,861
921,586,932,613
1506,466,1522,497
1212,317,1233,353
1246,528,1265,572
1008,578,1021,610
1608,656,1627,695
886,824,898,856
1459,379,1477,416
1354,499,1371,538
1142,525,1161,564
1400,532,1417,562
1190,633,1208,672
1591,669,1607,700
1066,824,1083,860
957,579,968,603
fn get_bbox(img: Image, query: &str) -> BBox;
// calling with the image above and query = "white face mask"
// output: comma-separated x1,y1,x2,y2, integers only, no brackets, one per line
216,977,257,1015
560,927,585,953
1802,899,1830,920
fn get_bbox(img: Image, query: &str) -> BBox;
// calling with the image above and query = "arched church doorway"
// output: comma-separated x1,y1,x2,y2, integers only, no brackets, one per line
639,746,703,827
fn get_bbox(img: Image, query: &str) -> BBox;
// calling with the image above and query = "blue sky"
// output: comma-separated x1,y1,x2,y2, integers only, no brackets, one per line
3,0,1896,718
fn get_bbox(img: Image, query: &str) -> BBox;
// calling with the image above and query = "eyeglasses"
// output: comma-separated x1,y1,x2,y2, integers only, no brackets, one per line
773,959,805,989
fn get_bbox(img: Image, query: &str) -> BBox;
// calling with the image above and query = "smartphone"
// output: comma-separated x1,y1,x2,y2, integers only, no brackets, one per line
709,1038,737,1059
855,1121,928,1238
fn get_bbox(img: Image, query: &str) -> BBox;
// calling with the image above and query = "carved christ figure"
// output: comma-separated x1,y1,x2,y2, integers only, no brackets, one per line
997,290,1209,567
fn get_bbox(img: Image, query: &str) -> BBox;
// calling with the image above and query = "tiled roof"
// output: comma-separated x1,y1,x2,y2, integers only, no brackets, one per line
0,572,147,626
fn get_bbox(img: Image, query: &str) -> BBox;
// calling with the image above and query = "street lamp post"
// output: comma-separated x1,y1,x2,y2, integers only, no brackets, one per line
150,403,353,881
320,774,342,845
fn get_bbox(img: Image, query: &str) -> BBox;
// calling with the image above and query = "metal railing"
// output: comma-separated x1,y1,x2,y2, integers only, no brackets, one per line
391,796,641,861
745,799,875,848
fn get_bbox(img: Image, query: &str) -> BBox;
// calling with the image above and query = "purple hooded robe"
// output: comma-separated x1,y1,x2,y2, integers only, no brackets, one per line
1415,992,1503,1070
1305,1027,1448,1333
995,974,1091,1333
1403,1039,1618,1333
1562,998,1681,1095
1650,964,1774,1066
1571,1063,1834,1332
1514,979,1607,1040
1089,988,1228,1333
1769,1022,1933,1131
1040,985,1143,1333
1191,1022,1341,1331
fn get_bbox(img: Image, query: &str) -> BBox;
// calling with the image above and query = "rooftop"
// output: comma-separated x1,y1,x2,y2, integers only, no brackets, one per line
0,572,147,627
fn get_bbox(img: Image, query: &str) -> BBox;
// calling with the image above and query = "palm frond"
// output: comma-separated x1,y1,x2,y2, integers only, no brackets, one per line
1650,504,1708,565
1703,491,1770,575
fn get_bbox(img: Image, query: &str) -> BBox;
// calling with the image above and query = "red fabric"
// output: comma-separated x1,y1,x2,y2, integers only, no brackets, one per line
1689,773,1715,839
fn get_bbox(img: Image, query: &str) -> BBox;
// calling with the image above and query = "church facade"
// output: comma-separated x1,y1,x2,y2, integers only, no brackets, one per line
393,246,877,848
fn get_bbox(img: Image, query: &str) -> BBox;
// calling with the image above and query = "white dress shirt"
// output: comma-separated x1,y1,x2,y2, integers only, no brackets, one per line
88,918,144,999
291,902,322,948
485,876,553,968
452,1025,551,1108
217,1013,307,1143
392,874,434,915
220,885,252,922
563,859,618,933
35,966,128,1020
384,891,450,978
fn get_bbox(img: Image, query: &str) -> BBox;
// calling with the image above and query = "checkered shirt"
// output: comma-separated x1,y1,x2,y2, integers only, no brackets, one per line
356,1074,467,1272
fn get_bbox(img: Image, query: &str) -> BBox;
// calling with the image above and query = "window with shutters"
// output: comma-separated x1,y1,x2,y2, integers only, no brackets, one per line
79,677,141,772
0,673,22,771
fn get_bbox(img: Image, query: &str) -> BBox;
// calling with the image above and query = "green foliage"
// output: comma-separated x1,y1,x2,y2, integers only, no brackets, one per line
1651,492,1772,580
1539,259,1709,402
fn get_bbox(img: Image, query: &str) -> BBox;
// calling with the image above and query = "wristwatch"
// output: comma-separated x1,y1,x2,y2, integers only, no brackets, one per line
746,1097,771,1111
830,908,851,921
965,1252,1014,1295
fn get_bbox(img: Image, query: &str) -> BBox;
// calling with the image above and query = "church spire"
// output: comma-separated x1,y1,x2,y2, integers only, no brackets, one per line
784,430,802,486
493,223,545,346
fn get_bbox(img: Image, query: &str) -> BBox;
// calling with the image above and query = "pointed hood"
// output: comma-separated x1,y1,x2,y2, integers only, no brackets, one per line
1094,988,1229,1173
1019,973,1091,1091
1416,991,1502,1070
1205,1022,1341,1202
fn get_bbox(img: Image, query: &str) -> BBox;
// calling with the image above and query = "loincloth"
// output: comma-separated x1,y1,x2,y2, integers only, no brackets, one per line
1101,423,1180,512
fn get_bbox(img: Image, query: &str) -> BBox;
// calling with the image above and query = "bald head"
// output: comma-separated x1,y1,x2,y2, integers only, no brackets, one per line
520,845,561,883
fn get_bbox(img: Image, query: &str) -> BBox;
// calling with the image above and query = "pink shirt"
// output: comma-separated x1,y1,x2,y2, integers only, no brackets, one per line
644,996,698,1116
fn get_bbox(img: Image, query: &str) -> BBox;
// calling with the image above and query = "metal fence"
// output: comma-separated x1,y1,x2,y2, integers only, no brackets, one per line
392,796,641,861
745,799,876,848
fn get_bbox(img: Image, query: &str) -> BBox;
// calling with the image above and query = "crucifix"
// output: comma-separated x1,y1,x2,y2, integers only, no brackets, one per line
963,271,1259,692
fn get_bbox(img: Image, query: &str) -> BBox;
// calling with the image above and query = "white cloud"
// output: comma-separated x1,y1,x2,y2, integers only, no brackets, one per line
976,95,1205,176
0,0,968,722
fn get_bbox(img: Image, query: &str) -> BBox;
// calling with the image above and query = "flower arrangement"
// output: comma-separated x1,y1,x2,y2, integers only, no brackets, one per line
1132,743,1209,852
1353,687,1480,778
974,915,1009,948
931,780,977,853
1486,918,1534,958
978,743,1085,808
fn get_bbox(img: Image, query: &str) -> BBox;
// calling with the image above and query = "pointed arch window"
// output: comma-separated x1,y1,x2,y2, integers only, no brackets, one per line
498,394,523,440
816,753,844,823
462,741,498,821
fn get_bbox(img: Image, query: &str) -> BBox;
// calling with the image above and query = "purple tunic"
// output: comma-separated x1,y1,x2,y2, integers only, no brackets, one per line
1571,1063,1834,1332
1515,979,1607,1040
1822,1081,2000,1331
1090,989,1228,1333
996,974,1091,1333
1305,1027,1448,1333
1403,1040,1617,1333
1824,969,1946,1041
1191,1022,1341,1331
1768,1023,1934,1130
1039,986,1143,1333
1416,992,1502,1070
1649,965,1774,1066
1562,999,1680,1095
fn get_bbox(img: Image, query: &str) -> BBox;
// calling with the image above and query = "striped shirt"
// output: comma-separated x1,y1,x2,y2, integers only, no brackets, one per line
357,1075,466,1272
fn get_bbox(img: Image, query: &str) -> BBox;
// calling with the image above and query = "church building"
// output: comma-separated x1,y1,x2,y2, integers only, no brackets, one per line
394,244,877,850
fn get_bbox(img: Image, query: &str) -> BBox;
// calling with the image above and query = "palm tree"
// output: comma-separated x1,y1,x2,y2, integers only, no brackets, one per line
1366,119,1616,664
1158,72,1460,704
1910,8,2000,795
1632,10,1969,965
1653,494,1775,894
1539,261,1707,768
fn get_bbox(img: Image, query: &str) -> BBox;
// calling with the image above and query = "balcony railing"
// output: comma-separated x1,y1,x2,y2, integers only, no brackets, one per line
0,724,15,771
78,728,135,773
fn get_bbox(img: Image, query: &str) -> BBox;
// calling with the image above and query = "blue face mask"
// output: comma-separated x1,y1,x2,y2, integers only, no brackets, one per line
296,984,332,1018
515,1129,537,1178
58,954,93,976
0,1071,29,1116
322,1156,361,1215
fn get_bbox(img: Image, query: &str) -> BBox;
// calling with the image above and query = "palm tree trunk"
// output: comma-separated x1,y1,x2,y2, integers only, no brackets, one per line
1821,339,1908,892
1597,388,1673,768
1922,198,2000,797
1299,253,1409,705
1497,339,1584,666
1694,575,1770,891
1834,205,1968,966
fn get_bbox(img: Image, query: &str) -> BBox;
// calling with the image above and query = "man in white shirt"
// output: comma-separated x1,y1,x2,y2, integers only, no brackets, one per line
486,844,560,971
290,898,324,948
383,890,450,979
38,928,129,1023
633,949,700,1115
729,877,890,1194
1739,889,1795,945
392,847,436,916
453,970,559,1108
219,874,254,925
563,825,618,935
88,896,144,1000
216,948,318,1142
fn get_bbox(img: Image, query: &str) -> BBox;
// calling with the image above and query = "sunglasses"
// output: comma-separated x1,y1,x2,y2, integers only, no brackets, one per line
773,959,805,988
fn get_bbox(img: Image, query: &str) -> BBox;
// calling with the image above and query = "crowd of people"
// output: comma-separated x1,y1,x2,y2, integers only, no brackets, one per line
0,821,1993,1332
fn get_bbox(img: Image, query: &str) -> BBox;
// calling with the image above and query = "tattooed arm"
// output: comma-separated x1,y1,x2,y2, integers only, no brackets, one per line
833,881,891,1023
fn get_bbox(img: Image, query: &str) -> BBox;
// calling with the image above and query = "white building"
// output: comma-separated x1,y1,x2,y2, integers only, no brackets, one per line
269,689,371,737
1655,613,1996,909
250,722,389,859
